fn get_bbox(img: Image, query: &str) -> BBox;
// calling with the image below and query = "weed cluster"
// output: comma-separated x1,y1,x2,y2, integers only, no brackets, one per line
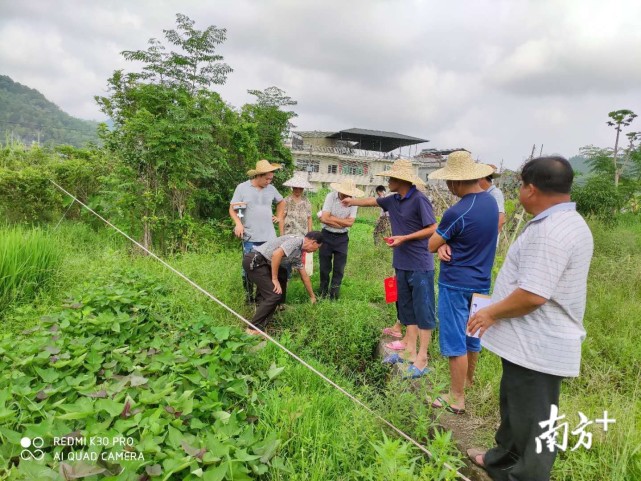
0,227,61,314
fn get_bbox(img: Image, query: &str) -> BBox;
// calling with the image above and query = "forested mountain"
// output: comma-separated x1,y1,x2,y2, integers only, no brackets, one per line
0,75,100,147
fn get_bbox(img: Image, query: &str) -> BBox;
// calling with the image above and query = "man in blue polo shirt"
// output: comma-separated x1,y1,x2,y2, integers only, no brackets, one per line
427,151,498,414
343,159,437,378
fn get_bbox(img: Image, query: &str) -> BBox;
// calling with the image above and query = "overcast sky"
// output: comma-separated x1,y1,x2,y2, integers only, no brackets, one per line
2,0,640,169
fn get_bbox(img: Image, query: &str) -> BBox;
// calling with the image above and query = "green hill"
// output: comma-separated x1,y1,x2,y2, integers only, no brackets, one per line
0,75,100,147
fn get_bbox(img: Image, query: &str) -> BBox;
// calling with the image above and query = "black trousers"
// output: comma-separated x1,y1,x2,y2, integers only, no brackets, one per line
242,252,288,330
319,230,349,299
484,358,563,481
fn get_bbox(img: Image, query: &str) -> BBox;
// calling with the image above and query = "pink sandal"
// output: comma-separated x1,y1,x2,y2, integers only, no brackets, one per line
385,340,406,351
382,327,403,338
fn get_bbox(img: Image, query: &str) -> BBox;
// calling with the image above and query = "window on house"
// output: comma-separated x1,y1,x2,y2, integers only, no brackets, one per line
297,160,319,172
328,164,337,174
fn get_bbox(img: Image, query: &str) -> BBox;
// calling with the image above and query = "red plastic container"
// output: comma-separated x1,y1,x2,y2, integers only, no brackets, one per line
384,276,398,303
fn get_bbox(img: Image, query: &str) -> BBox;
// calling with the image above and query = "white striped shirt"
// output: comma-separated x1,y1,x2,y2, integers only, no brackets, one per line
481,203,593,377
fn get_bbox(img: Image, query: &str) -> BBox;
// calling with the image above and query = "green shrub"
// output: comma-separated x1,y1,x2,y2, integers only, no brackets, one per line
0,227,61,314
572,176,637,223
0,270,286,479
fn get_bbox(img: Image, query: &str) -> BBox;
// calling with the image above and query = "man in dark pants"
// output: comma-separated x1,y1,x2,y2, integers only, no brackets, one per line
230,159,285,304
319,179,363,300
343,159,437,378
242,231,323,335
467,156,594,480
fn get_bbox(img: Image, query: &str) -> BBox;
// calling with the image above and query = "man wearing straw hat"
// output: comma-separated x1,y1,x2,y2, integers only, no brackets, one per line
343,159,437,378
318,179,364,300
427,151,498,414
230,159,286,304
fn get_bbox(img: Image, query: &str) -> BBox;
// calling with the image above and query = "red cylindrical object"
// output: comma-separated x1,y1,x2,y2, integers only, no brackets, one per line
384,276,397,303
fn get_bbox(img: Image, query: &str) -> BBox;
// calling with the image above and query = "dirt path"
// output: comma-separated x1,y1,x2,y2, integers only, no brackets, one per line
377,338,493,481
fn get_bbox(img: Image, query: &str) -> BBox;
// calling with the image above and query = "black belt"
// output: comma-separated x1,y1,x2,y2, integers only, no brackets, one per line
322,229,348,236
247,252,269,270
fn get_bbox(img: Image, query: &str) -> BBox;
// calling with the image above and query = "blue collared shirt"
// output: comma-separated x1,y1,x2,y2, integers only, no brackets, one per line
377,186,437,271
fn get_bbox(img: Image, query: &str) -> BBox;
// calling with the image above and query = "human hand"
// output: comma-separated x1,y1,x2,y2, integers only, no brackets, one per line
467,308,496,338
386,235,405,247
310,295,317,304
438,244,452,262
272,279,282,294
234,224,244,238
272,215,278,223
341,198,354,207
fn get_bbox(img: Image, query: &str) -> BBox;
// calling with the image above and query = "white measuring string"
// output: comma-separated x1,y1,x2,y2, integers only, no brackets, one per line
50,180,472,481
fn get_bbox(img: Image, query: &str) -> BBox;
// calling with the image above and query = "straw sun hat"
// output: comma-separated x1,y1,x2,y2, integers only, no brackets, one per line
247,159,282,177
487,164,502,179
428,151,494,181
330,178,365,198
283,171,313,189
375,159,425,186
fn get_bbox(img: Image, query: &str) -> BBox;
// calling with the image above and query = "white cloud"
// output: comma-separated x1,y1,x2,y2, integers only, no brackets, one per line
1,0,640,168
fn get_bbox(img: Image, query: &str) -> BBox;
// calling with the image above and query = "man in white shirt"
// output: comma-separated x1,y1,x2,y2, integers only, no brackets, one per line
319,179,363,300
479,164,506,233
467,156,594,481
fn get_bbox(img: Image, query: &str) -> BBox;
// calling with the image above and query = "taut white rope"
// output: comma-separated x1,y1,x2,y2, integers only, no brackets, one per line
50,180,472,481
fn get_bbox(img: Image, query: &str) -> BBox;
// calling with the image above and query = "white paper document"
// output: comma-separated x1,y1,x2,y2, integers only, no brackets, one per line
468,293,492,338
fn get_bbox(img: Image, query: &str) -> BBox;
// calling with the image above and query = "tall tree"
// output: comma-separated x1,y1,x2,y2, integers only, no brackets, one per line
606,109,637,187
96,14,234,251
243,86,297,168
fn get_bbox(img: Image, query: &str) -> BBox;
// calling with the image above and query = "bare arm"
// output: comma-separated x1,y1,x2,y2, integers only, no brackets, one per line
388,224,437,247
275,200,285,236
329,216,355,228
320,211,343,228
342,197,379,207
498,213,506,232
297,267,316,303
270,248,285,294
428,231,446,253
307,216,313,232
467,288,547,338
229,204,244,238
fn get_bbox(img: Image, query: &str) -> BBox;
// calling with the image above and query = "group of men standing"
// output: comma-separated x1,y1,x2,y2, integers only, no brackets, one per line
230,152,593,481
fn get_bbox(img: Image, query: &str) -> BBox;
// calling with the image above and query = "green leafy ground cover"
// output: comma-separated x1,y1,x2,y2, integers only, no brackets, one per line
1,209,639,480
0,221,463,480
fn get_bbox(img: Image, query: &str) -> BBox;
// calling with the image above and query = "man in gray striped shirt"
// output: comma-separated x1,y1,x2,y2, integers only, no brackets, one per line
467,156,594,481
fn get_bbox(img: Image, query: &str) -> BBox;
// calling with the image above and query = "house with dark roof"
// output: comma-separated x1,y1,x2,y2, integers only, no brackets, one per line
288,128,439,193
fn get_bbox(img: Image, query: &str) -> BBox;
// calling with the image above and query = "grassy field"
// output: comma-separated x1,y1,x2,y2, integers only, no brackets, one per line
1,204,639,480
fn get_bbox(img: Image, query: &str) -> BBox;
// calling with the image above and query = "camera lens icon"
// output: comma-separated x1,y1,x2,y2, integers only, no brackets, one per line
20,436,45,461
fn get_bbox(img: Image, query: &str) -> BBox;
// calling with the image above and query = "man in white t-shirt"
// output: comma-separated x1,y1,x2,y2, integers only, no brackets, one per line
467,156,594,481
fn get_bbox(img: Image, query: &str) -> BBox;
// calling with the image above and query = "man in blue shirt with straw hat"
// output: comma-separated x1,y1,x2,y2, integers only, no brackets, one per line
427,150,498,415
343,159,437,378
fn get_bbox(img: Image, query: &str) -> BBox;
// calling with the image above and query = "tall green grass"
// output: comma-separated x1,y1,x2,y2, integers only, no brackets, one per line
0,227,61,314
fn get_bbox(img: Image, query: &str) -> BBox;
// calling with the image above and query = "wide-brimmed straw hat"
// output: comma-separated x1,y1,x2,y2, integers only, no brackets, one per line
375,159,425,186
428,151,494,181
330,179,364,198
247,159,282,177
486,163,502,179
283,172,312,189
